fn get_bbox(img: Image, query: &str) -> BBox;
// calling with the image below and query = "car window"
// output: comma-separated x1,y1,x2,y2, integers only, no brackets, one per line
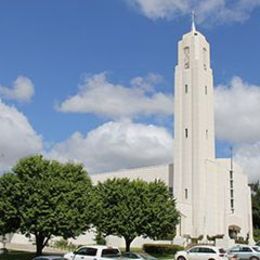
253,247,260,252
189,247,199,253
77,247,97,256
198,247,216,254
240,247,252,252
101,249,120,258
230,247,240,253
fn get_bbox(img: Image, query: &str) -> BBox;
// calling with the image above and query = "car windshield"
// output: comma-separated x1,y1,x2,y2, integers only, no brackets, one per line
253,247,260,252
101,249,120,258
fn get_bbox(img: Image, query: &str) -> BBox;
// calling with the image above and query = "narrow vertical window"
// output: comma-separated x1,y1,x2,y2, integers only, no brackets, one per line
230,170,233,179
184,47,190,69
169,187,173,197
203,48,207,70
231,199,234,213
185,84,188,93
206,129,208,139
205,86,207,95
185,128,188,138
185,189,188,199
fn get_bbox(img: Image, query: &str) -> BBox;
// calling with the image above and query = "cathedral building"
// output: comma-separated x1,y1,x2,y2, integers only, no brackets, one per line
89,21,254,248
9,21,254,248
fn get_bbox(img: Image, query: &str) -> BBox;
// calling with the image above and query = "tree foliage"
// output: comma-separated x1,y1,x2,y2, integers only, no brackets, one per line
93,178,179,252
251,181,260,230
0,155,93,255
0,173,22,235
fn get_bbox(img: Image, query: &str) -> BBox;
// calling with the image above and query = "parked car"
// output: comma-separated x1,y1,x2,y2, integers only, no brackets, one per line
32,256,64,260
227,245,260,260
174,245,228,260
64,245,121,260
122,252,157,260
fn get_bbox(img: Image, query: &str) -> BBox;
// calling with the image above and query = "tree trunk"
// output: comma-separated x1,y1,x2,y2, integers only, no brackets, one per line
35,233,50,256
35,233,44,256
125,237,134,252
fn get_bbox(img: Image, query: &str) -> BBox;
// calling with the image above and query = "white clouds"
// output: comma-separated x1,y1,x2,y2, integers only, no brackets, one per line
0,76,35,102
48,120,172,174
57,73,172,119
126,0,260,24
54,73,260,179
0,100,43,170
214,76,260,182
127,0,189,21
235,143,260,182
215,76,260,143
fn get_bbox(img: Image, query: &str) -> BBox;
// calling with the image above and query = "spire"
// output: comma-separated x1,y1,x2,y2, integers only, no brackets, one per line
191,11,196,33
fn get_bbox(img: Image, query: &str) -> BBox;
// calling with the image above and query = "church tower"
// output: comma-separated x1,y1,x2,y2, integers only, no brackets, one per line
174,18,216,237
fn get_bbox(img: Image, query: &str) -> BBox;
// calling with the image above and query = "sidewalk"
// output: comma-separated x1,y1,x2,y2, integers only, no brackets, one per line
6,243,67,254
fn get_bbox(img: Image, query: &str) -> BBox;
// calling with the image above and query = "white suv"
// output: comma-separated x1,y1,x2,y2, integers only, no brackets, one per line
64,245,121,260
227,245,260,259
175,245,228,260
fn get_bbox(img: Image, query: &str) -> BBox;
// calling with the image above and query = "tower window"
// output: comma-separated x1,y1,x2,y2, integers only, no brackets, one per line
184,47,190,69
230,170,233,179
205,86,207,95
185,188,188,199
185,84,188,93
231,199,234,213
185,128,188,138
206,129,208,139
203,48,207,70
169,187,173,197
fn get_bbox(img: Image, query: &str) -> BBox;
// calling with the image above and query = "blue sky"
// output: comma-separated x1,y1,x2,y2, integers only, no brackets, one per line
0,0,260,181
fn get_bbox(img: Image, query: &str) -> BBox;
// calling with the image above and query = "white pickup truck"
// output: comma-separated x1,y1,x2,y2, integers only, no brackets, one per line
63,245,121,260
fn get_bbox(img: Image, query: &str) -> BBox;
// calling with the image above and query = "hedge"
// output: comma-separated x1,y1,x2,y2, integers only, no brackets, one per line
143,243,184,256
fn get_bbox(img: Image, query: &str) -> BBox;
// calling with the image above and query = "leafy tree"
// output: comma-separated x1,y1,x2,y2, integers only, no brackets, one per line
93,178,179,252
0,173,22,236
1,155,93,255
251,182,260,231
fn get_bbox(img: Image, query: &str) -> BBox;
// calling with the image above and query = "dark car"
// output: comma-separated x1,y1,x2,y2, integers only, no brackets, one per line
122,252,157,260
32,256,65,260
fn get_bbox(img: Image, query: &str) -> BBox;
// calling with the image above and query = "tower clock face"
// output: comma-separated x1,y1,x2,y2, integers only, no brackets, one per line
184,47,190,69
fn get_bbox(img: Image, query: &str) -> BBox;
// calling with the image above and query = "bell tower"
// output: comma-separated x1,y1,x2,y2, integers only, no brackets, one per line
173,17,215,237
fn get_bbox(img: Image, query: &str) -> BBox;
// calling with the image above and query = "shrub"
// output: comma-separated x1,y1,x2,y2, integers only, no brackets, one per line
235,236,248,245
53,238,77,251
254,229,260,242
143,243,184,257
95,231,106,245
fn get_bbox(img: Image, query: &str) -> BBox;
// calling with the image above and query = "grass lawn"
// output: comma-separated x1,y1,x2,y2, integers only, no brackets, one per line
0,250,63,260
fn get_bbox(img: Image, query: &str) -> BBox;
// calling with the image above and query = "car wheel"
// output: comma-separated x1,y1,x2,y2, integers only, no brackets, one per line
250,257,259,260
177,257,186,260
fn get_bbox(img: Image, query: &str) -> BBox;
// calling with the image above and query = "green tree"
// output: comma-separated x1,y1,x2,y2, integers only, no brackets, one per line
251,182,260,240
0,173,22,236
1,155,93,255
93,178,179,252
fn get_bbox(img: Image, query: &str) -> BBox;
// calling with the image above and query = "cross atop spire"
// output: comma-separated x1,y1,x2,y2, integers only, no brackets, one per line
191,11,196,33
